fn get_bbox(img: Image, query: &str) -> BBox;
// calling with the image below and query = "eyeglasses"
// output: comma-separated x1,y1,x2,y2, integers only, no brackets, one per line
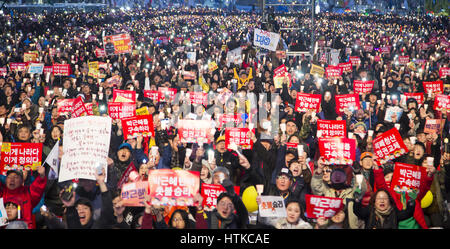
218,202,234,209
172,218,184,223
277,175,290,180
376,197,389,201
323,169,332,173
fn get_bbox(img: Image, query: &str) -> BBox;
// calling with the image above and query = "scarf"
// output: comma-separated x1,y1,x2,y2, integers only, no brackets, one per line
210,210,234,229
374,206,394,228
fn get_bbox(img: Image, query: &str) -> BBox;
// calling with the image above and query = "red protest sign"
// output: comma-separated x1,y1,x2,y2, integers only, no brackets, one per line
433,94,450,111
0,67,7,76
380,46,391,54
148,169,200,206
143,90,163,103
217,113,244,127
0,143,43,175
286,142,298,149
84,102,95,116
103,33,133,55
349,56,361,67
294,93,321,113
317,120,346,138
398,56,410,65
353,80,374,94
404,93,424,105
113,89,136,102
440,67,450,78
52,64,71,76
335,94,360,115
121,114,155,140
305,195,344,219
9,63,27,71
274,64,287,77
424,119,443,134
318,138,356,165
158,87,177,102
201,183,240,208
57,99,76,115
121,181,149,207
374,55,381,62
338,62,352,73
178,120,212,144
391,163,427,192
423,80,443,94
372,128,408,163
325,66,342,79
108,102,136,119
95,48,106,58
225,128,255,150
43,66,53,74
188,92,208,106
71,96,88,118
363,45,373,52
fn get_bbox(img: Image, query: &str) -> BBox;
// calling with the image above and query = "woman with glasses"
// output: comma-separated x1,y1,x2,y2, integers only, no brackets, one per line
353,189,415,229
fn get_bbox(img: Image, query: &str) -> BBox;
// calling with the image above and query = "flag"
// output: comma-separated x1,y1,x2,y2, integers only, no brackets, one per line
44,140,60,180
198,73,210,93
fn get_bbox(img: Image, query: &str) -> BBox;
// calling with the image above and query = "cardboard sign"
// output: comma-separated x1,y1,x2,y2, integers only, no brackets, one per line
24,52,39,62
148,169,200,206
294,93,322,113
57,99,76,115
71,96,88,118
84,102,95,116
188,92,208,106
95,48,106,57
158,87,177,102
384,106,403,123
258,196,287,218
177,120,212,143
353,80,375,94
372,128,408,163
103,33,132,55
306,195,344,219
121,181,149,207
88,61,100,78
113,89,136,103
143,90,163,103
226,47,243,66
0,143,43,175
391,163,427,192
424,119,443,134
59,116,111,182
121,115,155,140
136,106,150,116
27,63,44,74
201,183,240,208
398,56,410,65
105,75,122,88
349,56,361,67
217,113,244,127
108,102,136,120
208,61,218,72
309,64,325,78
253,28,281,51
9,63,27,71
317,120,346,138
335,94,360,115
52,64,71,76
273,64,292,89
433,94,450,111
440,67,450,78
225,128,254,150
325,66,342,79
318,138,356,165
404,93,424,105
337,62,352,73
423,80,443,94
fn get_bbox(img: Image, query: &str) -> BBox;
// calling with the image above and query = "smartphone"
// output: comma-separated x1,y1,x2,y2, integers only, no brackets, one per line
96,164,103,175
61,184,74,202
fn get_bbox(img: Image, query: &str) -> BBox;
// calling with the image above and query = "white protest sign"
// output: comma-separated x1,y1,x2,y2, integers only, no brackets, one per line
28,63,45,74
384,106,403,123
226,47,243,66
258,196,287,218
186,51,196,63
253,28,281,52
59,116,111,182
0,198,8,227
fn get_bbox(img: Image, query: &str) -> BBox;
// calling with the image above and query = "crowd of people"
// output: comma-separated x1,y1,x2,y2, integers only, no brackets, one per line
0,6,449,230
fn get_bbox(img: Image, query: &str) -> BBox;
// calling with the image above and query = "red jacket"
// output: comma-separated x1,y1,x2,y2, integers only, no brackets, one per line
1,175,47,229
373,168,432,229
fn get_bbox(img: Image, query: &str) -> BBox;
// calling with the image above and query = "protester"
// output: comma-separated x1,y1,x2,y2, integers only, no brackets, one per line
0,5,449,230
